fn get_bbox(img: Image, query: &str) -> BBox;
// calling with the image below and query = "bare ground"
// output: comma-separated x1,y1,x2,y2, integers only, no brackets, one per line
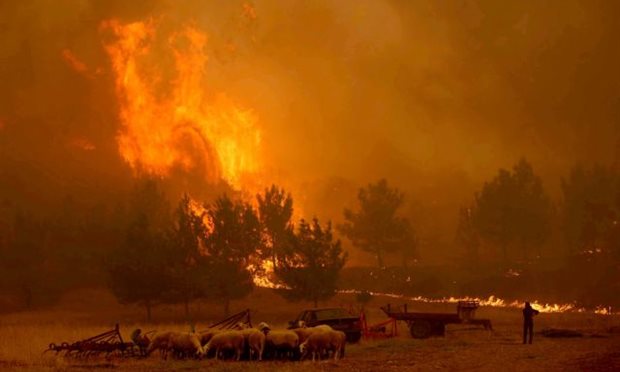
1,288,619,371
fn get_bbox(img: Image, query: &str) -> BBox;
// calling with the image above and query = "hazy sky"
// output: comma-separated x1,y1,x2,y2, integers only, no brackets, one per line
1,0,619,261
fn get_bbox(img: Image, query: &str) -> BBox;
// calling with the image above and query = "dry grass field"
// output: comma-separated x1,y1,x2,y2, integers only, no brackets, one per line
1,288,619,371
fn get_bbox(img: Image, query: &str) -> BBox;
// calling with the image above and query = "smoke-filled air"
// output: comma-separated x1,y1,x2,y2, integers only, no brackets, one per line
1,1,619,370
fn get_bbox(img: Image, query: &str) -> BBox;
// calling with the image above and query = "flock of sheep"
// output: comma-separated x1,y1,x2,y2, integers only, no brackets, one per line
132,321,347,362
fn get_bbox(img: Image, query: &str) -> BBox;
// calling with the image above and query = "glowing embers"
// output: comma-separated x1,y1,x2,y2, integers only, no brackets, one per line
101,19,262,190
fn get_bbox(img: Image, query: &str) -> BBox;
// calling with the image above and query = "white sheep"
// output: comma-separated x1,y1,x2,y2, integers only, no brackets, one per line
146,331,204,359
299,330,346,361
240,328,265,361
291,324,333,344
168,332,204,359
146,331,174,359
257,321,271,333
264,330,299,360
198,329,221,347
204,330,245,360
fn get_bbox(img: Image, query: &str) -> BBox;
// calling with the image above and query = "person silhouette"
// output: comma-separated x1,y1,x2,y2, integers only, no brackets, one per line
522,302,539,344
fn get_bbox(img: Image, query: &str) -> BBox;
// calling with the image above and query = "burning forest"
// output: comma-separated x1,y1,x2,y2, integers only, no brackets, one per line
1,0,620,370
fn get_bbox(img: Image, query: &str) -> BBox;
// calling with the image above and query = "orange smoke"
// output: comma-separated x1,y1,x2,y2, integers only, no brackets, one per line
101,19,262,191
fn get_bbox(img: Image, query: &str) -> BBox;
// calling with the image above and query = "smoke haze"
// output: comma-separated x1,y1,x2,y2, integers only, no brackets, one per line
1,0,619,263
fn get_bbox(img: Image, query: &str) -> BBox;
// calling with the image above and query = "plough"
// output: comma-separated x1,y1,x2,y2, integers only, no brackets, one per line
45,310,253,359
199,308,252,332
45,324,137,358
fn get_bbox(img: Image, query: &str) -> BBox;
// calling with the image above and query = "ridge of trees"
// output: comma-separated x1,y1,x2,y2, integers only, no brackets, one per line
1,158,620,315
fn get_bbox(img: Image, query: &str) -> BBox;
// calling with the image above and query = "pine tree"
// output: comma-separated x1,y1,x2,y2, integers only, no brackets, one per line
203,194,262,315
339,179,414,268
167,194,209,317
470,159,552,262
257,185,294,271
276,218,347,307
107,178,173,322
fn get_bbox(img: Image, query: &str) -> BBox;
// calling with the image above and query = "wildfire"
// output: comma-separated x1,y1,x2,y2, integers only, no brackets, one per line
101,19,262,190
337,289,616,315
251,260,287,289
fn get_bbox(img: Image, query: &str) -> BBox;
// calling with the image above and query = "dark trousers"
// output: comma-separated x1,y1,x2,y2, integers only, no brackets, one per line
523,321,534,344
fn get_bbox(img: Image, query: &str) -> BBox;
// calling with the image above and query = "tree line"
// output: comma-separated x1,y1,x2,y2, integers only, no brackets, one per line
1,158,619,315
104,181,347,320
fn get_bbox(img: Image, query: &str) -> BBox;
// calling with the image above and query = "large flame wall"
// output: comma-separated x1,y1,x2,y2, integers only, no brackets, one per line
102,19,262,191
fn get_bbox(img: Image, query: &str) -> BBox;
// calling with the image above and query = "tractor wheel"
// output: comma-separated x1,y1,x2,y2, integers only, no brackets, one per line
409,320,432,339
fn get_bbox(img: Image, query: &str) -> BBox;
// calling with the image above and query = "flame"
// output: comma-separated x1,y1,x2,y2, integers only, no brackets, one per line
101,19,262,190
337,289,617,315
251,260,286,289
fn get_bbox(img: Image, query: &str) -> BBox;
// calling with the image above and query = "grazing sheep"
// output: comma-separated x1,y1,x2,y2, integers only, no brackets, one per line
331,330,346,359
291,324,334,343
300,330,346,361
314,324,334,332
240,328,265,361
198,329,221,347
204,330,245,360
291,327,314,344
168,332,204,359
146,331,174,359
146,332,203,359
264,330,300,360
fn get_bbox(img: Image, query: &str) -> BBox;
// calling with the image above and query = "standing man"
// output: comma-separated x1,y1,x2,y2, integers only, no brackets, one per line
522,302,539,344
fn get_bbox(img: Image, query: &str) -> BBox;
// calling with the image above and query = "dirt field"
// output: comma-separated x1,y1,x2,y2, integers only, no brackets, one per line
1,288,619,371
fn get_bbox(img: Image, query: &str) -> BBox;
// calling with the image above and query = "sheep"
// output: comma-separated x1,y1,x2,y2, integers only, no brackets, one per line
314,324,334,332
256,322,299,359
257,322,271,333
291,327,314,344
330,330,346,359
240,328,265,361
198,329,221,347
168,332,204,359
264,330,300,360
146,331,204,360
203,330,245,361
291,324,333,344
146,331,174,359
299,330,346,361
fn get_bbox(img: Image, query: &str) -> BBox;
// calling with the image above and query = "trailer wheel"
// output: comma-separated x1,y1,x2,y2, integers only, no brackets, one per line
409,320,432,339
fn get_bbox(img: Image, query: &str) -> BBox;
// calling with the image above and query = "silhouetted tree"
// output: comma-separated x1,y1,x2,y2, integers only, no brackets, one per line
257,185,294,271
0,212,57,308
339,179,414,267
560,165,618,256
276,218,347,307
167,194,209,317
203,195,262,315
471,159,552,262
107,178,173,322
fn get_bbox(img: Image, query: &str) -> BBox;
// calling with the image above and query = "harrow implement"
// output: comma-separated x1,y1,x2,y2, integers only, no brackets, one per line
45,324,137,358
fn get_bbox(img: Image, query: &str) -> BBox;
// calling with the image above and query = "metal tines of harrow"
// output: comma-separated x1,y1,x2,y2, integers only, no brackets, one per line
45,324,138,359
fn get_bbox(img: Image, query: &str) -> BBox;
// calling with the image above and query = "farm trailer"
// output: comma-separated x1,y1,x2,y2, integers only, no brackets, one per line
381,301,492,339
